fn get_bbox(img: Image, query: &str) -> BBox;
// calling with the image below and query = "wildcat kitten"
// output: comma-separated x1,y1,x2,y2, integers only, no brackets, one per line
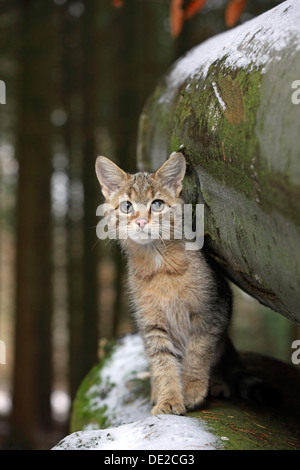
95,153,269,414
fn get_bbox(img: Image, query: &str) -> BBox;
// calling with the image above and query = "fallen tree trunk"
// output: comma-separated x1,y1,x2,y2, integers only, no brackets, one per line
63,334,300,450
137,0,300,325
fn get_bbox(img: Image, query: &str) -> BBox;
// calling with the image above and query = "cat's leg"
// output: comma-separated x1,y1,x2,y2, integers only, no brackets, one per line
209,335,241,398
182,333,214,410
150,376,158,405
150,359,185,415
144,327,186,415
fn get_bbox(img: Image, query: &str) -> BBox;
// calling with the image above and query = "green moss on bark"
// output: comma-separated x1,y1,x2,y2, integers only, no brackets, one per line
137,20,300,324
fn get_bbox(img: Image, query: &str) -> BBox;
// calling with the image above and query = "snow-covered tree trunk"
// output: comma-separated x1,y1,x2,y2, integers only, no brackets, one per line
137,0,300,326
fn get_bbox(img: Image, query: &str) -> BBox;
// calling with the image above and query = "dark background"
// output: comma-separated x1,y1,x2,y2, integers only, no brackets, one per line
0,0,295,450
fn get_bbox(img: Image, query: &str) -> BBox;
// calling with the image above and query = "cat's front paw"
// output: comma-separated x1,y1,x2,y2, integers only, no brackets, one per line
151,401,186,416
184,381,207,411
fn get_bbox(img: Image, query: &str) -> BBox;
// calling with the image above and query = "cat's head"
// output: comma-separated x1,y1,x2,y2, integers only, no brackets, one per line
95,153,186,246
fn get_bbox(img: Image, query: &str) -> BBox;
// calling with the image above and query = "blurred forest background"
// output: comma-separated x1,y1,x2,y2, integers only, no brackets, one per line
0,0,298,450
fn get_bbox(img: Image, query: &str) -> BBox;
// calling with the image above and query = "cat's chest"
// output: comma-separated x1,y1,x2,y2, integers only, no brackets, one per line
130,268,195,310
127,251,208,313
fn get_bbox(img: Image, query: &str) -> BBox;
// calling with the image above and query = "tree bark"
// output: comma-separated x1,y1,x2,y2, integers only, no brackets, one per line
137,0,300,325
60,2,85,403
81,0,101,374
12,0,55,447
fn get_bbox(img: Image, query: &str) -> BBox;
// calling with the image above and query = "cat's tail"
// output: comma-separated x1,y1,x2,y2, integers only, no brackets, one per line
219,337,283,407
232,370,282,407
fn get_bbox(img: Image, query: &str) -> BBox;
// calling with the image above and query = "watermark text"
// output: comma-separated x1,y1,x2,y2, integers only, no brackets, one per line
291,340,300,365
0,340,6,365
0,80,6,104
96,201,204,250
291,80,300,105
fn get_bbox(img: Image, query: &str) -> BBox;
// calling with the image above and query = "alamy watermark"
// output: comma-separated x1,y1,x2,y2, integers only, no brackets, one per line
291,340,300,365
291,80,300,105
0,340,6,365
96,202,204,250
0,80,6,104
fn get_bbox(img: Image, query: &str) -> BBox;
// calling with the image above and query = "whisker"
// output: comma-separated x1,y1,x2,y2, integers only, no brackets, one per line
104,238,118,249
158,233,167,249
153,239,182,275
91,238,101,252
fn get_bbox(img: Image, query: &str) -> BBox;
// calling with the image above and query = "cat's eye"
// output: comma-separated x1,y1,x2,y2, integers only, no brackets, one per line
151,199,165,212
120,201,133,213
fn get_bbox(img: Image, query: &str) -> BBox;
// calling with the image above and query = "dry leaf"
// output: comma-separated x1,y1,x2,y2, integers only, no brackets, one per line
170,0,185,38
184,0,206,20
112,0,123,8
225,0,247,27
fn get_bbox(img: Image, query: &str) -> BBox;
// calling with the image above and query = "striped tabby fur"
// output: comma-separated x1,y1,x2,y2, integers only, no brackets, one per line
95,153,239,415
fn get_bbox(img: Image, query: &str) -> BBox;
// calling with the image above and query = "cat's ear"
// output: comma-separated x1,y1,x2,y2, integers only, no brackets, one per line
95,156,128,199
155,152,186,196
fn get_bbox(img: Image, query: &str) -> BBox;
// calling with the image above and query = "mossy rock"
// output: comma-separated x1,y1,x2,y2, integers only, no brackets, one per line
190,352,300,450
68,334,300,450
70,335,152,433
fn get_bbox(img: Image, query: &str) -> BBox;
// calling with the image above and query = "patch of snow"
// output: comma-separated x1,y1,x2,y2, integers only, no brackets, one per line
160,0,300,103
51,389,71,422
207,101,221,131
52,334,225,450
212,82,226,111
53,414,219,450
0,389,11,415
85,334,152,428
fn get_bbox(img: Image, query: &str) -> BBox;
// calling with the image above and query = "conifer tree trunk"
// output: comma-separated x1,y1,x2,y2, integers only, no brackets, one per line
12,0,55,448
81,0,101,372
61,2,86,403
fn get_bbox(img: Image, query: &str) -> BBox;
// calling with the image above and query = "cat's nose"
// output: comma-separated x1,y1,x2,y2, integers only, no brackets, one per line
135,218,148,229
